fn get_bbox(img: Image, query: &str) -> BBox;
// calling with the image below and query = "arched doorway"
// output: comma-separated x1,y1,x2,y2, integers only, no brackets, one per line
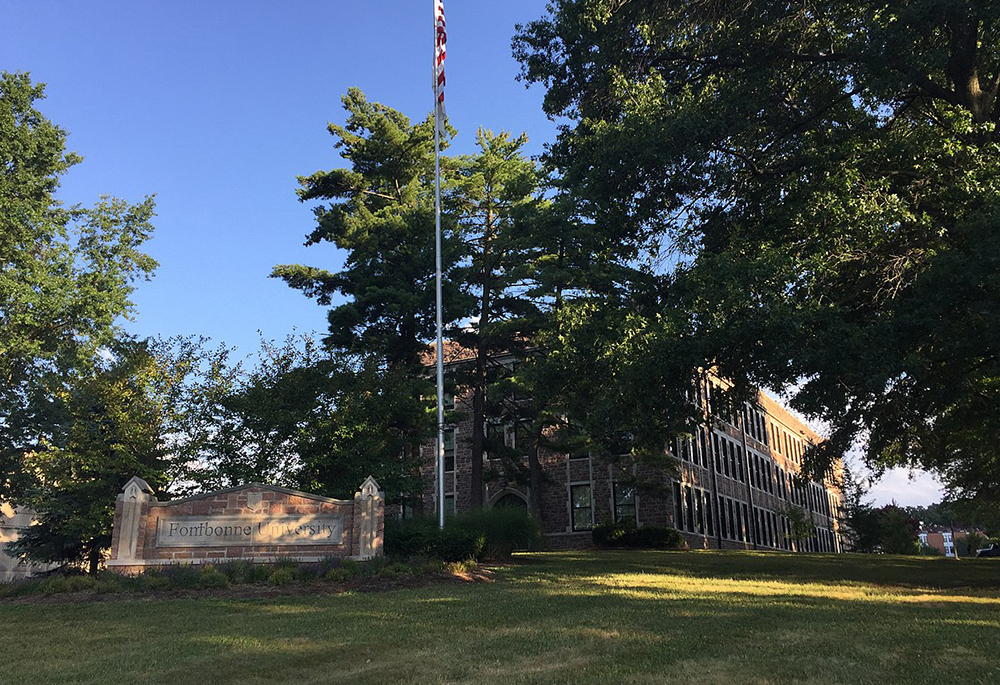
490,490,528,509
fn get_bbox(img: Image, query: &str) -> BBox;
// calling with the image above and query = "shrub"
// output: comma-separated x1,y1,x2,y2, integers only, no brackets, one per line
295,563,320,582
159,564,204,589
384,516,440,558
268,567,295,586
198,565,230,589
405,555,443,576
593,520,686,550
592,518,635,548
628,525,685,550
436,528,485,562
450,507,541,560
386,509,537,562
135,571,172,591
39,575,97,595
324,567,355,583
445,559,478,575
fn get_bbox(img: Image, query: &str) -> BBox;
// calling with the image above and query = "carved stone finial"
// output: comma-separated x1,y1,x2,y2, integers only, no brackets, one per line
359,475,382,499
122,476,154,498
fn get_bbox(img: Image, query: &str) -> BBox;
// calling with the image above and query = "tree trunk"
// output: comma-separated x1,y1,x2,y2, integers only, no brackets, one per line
469,205,495,509
470,378,486,509
469,288,491,509
87,545,101,577
528,426,544,519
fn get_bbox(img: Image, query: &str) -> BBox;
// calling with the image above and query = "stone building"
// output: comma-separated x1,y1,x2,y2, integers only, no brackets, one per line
415,345,844,553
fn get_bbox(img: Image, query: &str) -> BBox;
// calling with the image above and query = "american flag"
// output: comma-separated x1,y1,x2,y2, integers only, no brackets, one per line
433,0,446,123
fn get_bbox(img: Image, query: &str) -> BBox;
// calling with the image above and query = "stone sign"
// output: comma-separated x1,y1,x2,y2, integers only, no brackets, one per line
108,476,384,573
155,515,345,547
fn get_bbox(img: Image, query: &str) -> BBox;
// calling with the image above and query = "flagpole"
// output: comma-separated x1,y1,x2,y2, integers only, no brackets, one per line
433,0,446,530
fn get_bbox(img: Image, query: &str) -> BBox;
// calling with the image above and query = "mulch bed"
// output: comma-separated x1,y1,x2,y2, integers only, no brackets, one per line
0,567,496,606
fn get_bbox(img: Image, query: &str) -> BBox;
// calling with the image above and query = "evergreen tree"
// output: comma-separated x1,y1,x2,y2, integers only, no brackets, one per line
272,89,468,505
451,130,543,508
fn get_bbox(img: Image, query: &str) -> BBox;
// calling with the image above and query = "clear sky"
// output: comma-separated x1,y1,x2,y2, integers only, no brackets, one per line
1,0,557,352
1,0,941,506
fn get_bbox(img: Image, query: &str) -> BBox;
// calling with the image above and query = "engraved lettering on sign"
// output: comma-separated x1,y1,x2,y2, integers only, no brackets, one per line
155,515,344,547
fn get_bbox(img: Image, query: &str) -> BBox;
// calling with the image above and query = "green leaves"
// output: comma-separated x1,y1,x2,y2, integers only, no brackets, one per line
515,1,1000,505
0,73,158,529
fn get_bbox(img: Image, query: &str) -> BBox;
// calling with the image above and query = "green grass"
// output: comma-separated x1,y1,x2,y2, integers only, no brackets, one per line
1,550,997,684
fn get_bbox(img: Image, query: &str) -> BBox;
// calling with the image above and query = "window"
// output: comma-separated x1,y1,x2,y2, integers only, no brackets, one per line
705,495,714,537
713,433,722,472
401,499,418,520
444,494,455,517
613,482,637,524
695,489,705,534
685,485,695,533
444,392,456,411
571,485,593,531
444,429,456,472
730,499,740,541
673,482,683,530
699,428,709,468
718,495,728,539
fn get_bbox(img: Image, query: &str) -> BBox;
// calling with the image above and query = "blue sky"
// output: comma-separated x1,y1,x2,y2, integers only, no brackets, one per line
1,1,941,506
2,0,557,353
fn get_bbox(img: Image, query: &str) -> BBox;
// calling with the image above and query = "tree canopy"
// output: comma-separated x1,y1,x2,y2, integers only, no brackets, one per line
0,72,179,573
515,0,1000,507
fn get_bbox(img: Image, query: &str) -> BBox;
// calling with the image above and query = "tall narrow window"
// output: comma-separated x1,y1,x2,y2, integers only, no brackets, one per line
444,429,456,472
685,485,695,533
613,482,637,523
705,495,714,537
718,495,728,539
726,499,743,540
673,481,683,530
695,489,705,534
571,484,593,531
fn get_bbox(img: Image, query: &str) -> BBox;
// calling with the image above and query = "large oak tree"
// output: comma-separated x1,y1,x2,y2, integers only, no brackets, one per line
515,1,1000,506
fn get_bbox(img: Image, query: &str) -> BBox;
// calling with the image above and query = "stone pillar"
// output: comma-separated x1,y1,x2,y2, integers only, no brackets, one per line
110,477,155,564
353,476,385,560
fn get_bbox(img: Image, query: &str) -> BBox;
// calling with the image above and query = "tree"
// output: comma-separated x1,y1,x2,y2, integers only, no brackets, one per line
9,339,185,574
272,89,469,504
877,505,921,555
515,1,1000,504
0,71,157,559
451,129,544,508
783,504,816,550
177,335,325,493
273,87,466,370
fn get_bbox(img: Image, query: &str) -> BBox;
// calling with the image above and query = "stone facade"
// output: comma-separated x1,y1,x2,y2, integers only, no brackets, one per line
109,476,384,573
417,353,844,553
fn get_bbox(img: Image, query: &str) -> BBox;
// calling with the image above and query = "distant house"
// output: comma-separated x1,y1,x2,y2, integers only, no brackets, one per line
919,526,982,558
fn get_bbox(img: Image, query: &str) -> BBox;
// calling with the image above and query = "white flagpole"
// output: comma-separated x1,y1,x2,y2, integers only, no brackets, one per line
433,0,446,530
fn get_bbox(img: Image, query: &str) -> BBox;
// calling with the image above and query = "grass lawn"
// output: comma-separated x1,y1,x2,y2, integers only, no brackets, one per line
1,550,998,684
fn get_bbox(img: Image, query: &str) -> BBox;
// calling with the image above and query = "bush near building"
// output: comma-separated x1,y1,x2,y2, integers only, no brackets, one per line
385,507,541,562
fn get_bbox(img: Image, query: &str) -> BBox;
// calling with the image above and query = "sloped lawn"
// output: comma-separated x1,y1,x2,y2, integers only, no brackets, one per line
1,550,997,684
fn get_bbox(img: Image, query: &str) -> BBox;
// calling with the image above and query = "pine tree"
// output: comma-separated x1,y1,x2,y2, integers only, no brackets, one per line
273,88,469,505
